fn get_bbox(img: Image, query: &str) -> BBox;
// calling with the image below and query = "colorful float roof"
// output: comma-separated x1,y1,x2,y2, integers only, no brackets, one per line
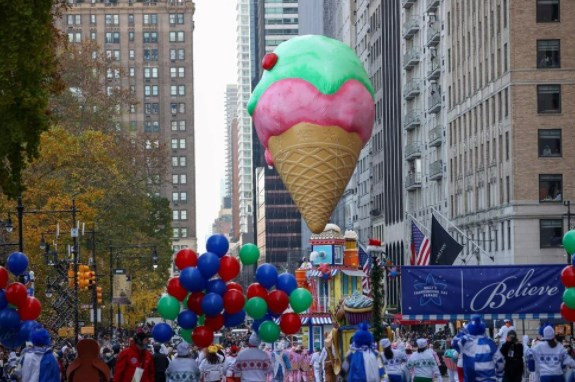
309,223,345,245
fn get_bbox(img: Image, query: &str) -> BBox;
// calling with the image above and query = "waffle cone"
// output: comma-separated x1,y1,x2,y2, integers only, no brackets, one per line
268,123,363,233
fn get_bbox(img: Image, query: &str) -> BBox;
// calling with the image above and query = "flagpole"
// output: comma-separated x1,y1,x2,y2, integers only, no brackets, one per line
406,213,431,236
429,206,490,265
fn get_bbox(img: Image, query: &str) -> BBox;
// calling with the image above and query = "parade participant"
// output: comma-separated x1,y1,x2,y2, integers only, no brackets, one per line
499,330,523,382
223,345,240,382
285,343,298,382
379,338,407,382
496,320,515,345
114,332,155,382
271,342,291,382
234,333,273,382
310,347,324,382
21,329,61,382
527,326,575,382
199,345,225,382
153,344,170,382
454,315,503,382
344,323,382,382
299,345,310,382
443,342,459,382
406,339,442,382
165,341,200,382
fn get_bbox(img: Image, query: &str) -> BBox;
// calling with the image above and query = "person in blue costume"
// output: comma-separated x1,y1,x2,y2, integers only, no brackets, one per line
452,315,504,382
343,322,383,382
21,329,60,382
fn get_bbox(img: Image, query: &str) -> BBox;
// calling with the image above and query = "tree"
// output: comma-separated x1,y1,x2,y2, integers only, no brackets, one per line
0,0,64,198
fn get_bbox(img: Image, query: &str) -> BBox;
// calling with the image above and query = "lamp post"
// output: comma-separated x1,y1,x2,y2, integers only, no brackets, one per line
108,244,158,336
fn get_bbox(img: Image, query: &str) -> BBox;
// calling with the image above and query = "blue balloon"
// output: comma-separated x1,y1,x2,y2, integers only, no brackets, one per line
1,330,26,349
152,323,174,343
256,263,278,289
224,310,246,328
252,318,266,333
179,267,207,292
201,292,223,317
19,320,41,342
0,290,7,310
276,273,298,295
177,310,198,330
207,279,227,296
0,308,20,334
206,235,229,257
197,252,221,279
6,252,28,276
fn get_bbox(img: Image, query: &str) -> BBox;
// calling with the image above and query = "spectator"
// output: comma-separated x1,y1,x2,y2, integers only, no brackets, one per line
114,333,155,382
199,346,224,382
153,344,170,382
166,342,200,382
500,330,523,382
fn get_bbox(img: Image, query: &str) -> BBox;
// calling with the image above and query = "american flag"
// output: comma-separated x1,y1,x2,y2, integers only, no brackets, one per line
411,221,431,266
358,244,371,295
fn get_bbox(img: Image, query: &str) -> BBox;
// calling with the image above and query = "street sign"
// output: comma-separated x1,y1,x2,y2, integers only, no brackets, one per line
113,269,126,275
81,304,91,309
78,321,85,327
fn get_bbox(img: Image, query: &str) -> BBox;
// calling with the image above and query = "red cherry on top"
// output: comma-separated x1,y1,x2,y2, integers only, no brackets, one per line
262,53,278,70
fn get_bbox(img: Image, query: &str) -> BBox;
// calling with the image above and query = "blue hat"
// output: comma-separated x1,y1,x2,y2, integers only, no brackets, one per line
466,315,486,336
30,329,51,347
352,322,374,348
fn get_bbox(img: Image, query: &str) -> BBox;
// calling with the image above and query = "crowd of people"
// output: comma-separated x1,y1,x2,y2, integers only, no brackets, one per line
3,318,575,381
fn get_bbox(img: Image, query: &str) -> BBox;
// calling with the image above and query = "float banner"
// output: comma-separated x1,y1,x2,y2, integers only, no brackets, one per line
401,264,564,319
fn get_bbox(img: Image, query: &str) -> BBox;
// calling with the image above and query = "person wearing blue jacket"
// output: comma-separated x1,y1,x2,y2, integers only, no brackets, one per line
21,329,60,382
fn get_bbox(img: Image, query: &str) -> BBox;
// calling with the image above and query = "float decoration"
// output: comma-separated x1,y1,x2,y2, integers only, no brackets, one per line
561,230,575,321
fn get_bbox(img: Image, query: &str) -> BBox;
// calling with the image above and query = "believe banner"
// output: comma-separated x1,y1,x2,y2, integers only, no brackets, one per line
401,264,564,318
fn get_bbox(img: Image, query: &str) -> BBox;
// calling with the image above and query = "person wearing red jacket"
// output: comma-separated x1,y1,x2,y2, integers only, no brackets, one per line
114,333,155,382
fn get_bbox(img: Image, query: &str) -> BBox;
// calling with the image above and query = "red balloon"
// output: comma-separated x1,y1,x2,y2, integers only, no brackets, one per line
247,283,268,300
280,313,302,335
19,296,42,321
205,314,225,332
6,282,27,307
175,249,198,271
561,303,575,322
226,282,244,293
218,256,240,282
187,292,204,315
223,290,246,314
0,266,8,289
167,277,188,301
192,326,214,348
562,266,575,288
267,290,289,314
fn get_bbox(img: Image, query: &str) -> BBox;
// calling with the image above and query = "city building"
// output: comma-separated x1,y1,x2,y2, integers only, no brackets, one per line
59,0,197,251
224,85,240,241
445,0,574,265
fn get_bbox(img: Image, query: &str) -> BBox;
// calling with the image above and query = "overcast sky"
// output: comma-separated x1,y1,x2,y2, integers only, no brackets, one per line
193,0,237,252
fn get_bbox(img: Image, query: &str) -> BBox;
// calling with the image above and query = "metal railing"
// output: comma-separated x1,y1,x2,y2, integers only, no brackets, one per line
429,159,443,179
405,142,422,159
405,173,422,189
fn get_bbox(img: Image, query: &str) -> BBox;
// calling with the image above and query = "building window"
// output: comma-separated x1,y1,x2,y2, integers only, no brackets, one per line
180,192,187,201
172,157,179,167
179,120,186,130
144,67,159,79
180,174,187,184
143,14,158,25
144,48,159,61
67,14,81,25
179,156,186,167
129,67,135,77
179,139,186,149
144,121,160,132
144,103,159,114
129,104,136,113
180,228,188,237
171,139,178,149
128,14,134,25
129,121,137,131
172,191,179,201
129,32,134,42
90,14,96,25
172,174,179,185
143,32,158,43
537,85,560,113
537,0,559,22
180,210,188,220
173,211,179,221
171,85,185,96
169,31,185,42
105,32,120,44
68,32,82,43
129,50,135,60
539,174,562,202
173,228,179,238
537,40,560,68
539,129,561,157
540,219,563,248
169,13,185,25
105,14,119,25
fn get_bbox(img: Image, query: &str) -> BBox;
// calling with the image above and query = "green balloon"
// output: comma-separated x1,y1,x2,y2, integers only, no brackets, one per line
240,243,260,265
198,315,205,325
245,297,268,319
258,320,280,343
157,295,181,321
180,328,193,343
289,288,312,313
564,288,575,309
564,230,575,255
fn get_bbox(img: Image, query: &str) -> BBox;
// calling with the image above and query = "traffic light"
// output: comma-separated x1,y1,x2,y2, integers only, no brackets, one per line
96,286,103,304
88,270,96,288
78,264,90,289
68,265,75,288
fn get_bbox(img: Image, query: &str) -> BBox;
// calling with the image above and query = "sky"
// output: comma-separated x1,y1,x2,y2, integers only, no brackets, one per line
193,0,237,252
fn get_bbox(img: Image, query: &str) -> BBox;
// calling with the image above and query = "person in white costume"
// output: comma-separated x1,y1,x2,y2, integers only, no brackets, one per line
233,333,273,382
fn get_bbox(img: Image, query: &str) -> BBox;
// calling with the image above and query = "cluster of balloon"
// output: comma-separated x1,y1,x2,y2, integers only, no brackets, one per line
0,252,45,349
317,263,331,281
245,263,313,343
560,230,575,321
153,235,256,348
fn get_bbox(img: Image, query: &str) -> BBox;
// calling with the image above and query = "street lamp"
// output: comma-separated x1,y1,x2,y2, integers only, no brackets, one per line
152,249,158,270
3,214,13,233
40,234,47,251
45,282,54,298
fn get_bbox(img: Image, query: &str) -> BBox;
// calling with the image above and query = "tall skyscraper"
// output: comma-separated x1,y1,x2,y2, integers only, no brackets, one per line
59,0,197,251
224,85,239,241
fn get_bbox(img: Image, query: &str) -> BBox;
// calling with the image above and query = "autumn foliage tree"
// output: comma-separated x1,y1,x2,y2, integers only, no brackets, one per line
0,39,173,330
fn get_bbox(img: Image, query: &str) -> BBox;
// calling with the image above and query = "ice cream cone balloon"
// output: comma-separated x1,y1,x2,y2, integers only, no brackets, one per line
248,35,375,233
